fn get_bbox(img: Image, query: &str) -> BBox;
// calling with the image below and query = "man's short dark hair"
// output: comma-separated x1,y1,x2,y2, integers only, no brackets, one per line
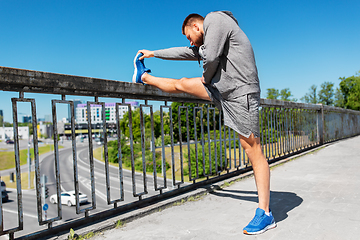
182,13,204,35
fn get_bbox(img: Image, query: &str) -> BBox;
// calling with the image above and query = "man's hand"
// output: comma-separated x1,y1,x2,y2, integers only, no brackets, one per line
138,50,154,60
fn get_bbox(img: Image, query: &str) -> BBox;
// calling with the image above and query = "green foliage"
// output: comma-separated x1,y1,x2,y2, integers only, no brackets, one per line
301,85,318,104
107,139,169,173
334,87,345,108
119,108,165,144
339,72,360,110
155,135,171,147
266,88,280,99
318,82,334,106
266,88,296,102
280,88,297,102
185,140,228,179
171,102,221,144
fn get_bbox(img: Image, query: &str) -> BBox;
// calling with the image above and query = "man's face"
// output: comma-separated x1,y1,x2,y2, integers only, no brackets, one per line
184,24,203,47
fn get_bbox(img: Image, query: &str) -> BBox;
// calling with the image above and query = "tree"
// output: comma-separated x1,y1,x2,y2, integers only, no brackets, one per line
266,88,279,99
318,82,334,106
119,108,163,144
334,87,345,108
301,85,318,104
280,88,297,102
339,72,360,110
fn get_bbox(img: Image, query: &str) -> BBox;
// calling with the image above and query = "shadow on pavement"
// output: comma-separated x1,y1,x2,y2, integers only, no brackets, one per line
210,189,303,223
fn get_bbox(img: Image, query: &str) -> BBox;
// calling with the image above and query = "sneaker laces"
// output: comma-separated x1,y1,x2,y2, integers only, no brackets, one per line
249,214,265,226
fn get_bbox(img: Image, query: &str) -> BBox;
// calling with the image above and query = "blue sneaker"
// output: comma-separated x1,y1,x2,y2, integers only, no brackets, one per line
243,208,276,235
132,52,151,84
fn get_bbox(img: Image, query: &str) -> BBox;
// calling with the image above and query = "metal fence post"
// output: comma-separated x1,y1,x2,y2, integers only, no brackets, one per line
317,104,324,145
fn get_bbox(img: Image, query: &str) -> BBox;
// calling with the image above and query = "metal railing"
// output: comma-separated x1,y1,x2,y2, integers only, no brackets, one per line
1,66,360,239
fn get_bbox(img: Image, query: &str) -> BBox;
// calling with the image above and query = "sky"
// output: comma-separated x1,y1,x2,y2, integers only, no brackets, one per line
1,0,360,122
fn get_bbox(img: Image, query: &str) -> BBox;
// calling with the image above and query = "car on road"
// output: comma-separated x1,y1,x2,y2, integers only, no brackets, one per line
6,139,14,144
49,191,88,207
1,180,6,192
94,137,104,145
1,191,8,203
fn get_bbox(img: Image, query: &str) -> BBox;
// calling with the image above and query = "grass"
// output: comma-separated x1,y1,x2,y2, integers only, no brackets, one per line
0,144,63,171
93,143,241,183
1,171,36,190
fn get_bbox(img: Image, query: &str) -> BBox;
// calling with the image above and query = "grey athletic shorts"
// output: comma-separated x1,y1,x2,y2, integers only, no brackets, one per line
204,86,260,138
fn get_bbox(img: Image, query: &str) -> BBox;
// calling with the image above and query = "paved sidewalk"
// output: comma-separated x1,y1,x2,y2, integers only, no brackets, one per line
85,136,360,240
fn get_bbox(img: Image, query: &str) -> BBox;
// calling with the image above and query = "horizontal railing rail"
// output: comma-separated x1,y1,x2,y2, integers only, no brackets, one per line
1,66,360,240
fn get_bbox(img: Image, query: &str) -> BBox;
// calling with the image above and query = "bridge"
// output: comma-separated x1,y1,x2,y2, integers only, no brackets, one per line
1,66,360,239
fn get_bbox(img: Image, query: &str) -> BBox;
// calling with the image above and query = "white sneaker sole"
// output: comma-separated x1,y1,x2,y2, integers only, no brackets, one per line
243,222,277,235
132,53,141,83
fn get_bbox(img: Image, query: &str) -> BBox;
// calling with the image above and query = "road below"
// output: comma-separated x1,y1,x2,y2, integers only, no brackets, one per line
1,140,175,238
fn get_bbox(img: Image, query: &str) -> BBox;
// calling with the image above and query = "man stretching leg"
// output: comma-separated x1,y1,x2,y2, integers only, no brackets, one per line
132,11,276,235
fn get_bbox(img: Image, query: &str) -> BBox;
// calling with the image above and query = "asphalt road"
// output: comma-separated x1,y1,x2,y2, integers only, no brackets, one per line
1,140,175,238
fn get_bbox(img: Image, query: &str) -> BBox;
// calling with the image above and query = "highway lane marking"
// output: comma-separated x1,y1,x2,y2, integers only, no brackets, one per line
2,208,38,219
74,149,147,187
75,147,172,188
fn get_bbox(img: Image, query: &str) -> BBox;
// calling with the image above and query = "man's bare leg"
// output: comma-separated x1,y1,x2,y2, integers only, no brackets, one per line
240,133,270,212
142,73,211,101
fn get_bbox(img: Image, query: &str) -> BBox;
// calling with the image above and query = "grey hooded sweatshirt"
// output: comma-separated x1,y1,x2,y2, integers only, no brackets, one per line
153,11,260,100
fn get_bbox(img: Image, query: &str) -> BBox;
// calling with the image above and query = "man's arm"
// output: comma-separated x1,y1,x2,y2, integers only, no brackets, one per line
139,47,200,61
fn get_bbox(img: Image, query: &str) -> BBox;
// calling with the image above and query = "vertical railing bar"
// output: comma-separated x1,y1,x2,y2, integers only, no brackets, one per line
199,107,206,177
233,129,237,168
178,105,186,183
223,124,228,172
218,110,223,174
115,103,127,202
100,102,110,204
193,107,199,179
259,107,264,162
275,108,279,157
168,105,177,186
159,106,167,189
295,109,299,150
227,126,232,169
127,102,136,196
265,108,270,159
206,106,212,177
11,99,24,231
31,100,40,223
159,105,168,189
290,109,294,152
51,100,63,223
285,108,290,154
139,104,148,196
185,106,192,181
279,108,284,156
212,106,217,174
270,108,275,158
86,102,97,212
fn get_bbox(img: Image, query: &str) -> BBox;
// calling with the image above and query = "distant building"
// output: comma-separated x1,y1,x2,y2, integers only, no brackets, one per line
23,115,32,123
44,114,52,122
75,102,139,124
68,100,82,122
37,122,53,139
0,109,3,125
0,126,29,140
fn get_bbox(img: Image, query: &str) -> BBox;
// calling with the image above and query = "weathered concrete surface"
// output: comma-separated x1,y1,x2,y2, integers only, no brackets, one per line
82,135,360,240
0,66,207,103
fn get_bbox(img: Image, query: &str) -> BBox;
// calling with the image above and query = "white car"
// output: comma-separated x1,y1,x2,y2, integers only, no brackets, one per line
49,191,88,207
